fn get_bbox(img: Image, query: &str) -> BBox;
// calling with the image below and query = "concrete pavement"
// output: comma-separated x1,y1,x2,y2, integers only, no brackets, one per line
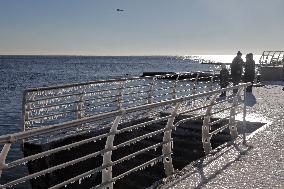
158,82,284,189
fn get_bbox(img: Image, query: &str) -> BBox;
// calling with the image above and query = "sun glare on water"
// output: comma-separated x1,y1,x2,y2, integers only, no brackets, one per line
184,55,261,64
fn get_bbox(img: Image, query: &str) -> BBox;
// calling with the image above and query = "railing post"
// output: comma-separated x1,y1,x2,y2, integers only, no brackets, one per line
148,77,156,104
254,66,259,84
270,52,276,65
172,75,180,99
210,70,215,91
117,81,124,109
265,51,270,66
23,92,35,131
259,51,265,65
276,52,281,65
202,93,218,155
242,85,248,145
0,143,12,178
102,109,125,189
24,103,30,131
229,86,243,140
189,72,200,108
192,72,200,95
76,86,86,119
162,102,181,176
22,91,32,150
22,91,28,132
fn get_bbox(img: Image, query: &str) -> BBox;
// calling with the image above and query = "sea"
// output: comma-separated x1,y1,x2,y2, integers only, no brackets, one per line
0,55,220,135
0,55,250,187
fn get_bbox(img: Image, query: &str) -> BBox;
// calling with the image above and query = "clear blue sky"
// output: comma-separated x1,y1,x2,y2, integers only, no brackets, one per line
0,0,283,55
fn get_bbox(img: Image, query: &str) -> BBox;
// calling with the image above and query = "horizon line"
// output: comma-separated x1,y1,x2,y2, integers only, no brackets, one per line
0,54,261,56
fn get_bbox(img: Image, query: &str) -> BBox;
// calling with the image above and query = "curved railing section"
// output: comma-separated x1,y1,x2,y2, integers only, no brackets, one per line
22,72,219,131
0,83,250,189
259,50,284,66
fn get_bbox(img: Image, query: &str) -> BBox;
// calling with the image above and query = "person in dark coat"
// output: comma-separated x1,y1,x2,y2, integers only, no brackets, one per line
244,53,255,92
230,51,244,93
219,63,230,97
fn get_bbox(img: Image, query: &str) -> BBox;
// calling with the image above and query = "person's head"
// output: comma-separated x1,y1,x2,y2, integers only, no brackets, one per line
221,63,226,69
237,51,242,57
249,53,253,59
246,53,253,60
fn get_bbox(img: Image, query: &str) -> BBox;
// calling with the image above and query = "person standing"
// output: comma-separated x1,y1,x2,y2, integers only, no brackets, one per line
244,53,255,92
230,51,244,93
219,63,229,97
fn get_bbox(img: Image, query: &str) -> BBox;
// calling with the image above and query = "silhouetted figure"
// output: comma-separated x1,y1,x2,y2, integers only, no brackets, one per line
244,53,255,92
231,51,244,93
219,64,229,97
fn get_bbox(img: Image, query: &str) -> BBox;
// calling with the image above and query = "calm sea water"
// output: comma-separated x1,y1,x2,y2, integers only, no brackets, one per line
0,55,217,187
0,55,217,135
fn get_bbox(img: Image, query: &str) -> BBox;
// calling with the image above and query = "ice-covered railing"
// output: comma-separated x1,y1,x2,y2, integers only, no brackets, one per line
22,71,219,131
0,83,250,189
259,51,284,66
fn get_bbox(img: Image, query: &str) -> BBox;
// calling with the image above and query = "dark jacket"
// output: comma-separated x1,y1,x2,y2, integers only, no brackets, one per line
220,68,229,88
244,59,255,82
230,56,243,78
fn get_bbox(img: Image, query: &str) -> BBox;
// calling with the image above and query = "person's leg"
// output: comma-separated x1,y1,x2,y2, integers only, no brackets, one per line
246,86,252,92
220,84,228,97
220,87,226,97
232,76,240,94
220,90,226,97
246,77,254,92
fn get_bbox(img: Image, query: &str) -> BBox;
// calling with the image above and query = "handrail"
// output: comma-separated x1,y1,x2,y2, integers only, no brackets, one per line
24,72,214,93
259,50,284,66
0,82,250,189
1,83,248,144
202,86,244,155
22,72,219,131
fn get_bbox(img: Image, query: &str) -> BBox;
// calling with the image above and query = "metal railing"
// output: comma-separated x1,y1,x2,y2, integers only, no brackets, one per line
259,51,284,66
0,83,250,189
22,72,219,131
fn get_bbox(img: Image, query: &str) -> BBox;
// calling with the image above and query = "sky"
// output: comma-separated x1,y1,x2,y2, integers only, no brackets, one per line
0,0,283,56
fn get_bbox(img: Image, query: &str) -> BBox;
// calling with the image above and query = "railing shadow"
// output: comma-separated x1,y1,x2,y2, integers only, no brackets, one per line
193,142,252,189
261,81,284,87
163,141,253,189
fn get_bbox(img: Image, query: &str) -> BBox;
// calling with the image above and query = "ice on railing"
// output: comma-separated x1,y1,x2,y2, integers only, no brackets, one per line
0,82,249,189
259,51,284,66
23,73,219,131
26,117,114,144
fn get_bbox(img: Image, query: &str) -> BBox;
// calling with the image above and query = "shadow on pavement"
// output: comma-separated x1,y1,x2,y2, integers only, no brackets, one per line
245,92,256,107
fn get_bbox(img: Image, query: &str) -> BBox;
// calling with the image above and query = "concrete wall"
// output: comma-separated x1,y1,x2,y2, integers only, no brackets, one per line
260,66,284,81
23,116,233,189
